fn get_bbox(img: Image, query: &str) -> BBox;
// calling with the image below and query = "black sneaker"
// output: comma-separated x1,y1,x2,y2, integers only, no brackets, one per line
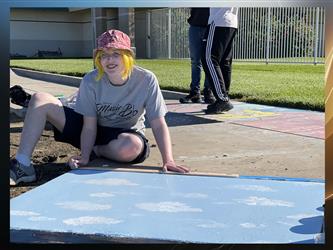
179,91,202,103
203,89,216,104
10,158,36,186
206,99,233,110
204,100,234,114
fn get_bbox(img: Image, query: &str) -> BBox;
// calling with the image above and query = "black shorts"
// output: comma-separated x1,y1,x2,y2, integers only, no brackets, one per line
53,106,150,164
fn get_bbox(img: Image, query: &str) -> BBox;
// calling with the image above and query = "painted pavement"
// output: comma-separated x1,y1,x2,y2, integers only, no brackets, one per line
10,170,324,243
166,101,324,139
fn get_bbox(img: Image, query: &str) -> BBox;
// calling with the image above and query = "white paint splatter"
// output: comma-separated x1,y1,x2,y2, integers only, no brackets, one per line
292,182,324,187
286,213,318,220
235,196,294,207
56,201,111,211
250,241,272,243
213,201,234,205
142,185,165,190
130,213,144,217
11,211,56,221
136,201,202,213
10,210,40,216
28,216,56,221
174,193,208,199
240,223,266,229
112,191,141,196
83,178,138,186
63,216,122,226
277,221,295,226
229,185,275,192
89,192,115,198
197,222,226,228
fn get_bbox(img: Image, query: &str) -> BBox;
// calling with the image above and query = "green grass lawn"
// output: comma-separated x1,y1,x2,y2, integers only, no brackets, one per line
10,58,325,111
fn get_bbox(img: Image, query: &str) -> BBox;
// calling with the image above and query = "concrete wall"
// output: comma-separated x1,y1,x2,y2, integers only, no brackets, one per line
10,8,92,58
10,8,149,59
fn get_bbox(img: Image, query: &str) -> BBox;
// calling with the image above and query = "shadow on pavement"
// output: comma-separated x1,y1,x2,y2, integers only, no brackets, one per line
146,111,220,128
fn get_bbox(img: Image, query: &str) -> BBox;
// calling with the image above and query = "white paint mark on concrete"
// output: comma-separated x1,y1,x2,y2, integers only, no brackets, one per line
63,216,122,226
235,196,294,207
130,213,144,217
213,201,234,205
197,221,227,228
28,216,56,221
142,185,165,190
55,201,112,211
89,192,115,198
229,185,276,192
292,182,323,187
83,178,139,186
174,192,208,199
286,213,318,220
277,221,295,226
136,201,202,213
240,222,266,229
10,210,40,216
250,240,273,243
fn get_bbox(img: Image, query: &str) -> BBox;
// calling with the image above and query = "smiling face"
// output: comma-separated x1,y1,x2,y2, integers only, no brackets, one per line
94,48,134,83
99,49,125,78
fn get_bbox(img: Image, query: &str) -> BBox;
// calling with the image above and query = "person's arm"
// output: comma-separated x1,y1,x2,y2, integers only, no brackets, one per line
68,116,97,168
150,116,189,173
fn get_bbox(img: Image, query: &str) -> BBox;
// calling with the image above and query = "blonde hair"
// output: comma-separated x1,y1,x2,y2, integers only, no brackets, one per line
94,49,134,81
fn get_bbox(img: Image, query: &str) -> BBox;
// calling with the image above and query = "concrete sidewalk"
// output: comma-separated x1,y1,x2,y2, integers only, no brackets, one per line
10,68,324,179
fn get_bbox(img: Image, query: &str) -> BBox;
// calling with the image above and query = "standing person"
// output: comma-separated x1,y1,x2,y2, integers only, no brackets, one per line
179,8,215,104
201,8,238,114
10,29,189,186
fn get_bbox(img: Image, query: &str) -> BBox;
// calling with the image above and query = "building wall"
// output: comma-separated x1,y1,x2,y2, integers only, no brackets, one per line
10,8,92,58
10,8,149,59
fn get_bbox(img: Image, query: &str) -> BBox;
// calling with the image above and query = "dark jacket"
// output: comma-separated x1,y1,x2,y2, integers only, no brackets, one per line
187,8,209,27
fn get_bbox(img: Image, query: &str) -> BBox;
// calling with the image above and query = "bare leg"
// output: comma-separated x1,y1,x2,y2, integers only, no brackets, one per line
17,92,66,158
94,133,144,162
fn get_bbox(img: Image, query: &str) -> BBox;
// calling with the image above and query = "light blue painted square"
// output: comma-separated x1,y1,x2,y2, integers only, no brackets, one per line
10,169,324,243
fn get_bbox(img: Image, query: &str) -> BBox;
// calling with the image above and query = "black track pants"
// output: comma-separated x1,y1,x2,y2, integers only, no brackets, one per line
201,23,237,102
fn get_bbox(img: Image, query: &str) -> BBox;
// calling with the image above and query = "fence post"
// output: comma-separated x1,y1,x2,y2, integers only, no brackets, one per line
146,10,151,59
314,7,319,65
91,8,96,67
168,8,172,59
266,7,271,64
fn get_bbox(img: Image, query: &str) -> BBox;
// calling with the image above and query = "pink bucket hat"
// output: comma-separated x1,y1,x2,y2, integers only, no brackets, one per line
93,29,134,58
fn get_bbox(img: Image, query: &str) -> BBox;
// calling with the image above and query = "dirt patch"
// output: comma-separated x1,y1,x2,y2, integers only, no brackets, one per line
10,113,80,199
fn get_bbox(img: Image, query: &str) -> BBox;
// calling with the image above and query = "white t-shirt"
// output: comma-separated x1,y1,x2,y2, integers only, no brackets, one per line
73,66,167,133
208,8,238,28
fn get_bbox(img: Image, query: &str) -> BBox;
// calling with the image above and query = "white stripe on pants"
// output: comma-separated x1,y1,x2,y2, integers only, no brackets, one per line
205,22,228,101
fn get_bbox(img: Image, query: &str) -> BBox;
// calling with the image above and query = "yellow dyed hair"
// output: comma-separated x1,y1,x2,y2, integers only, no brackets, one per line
94,49,134,81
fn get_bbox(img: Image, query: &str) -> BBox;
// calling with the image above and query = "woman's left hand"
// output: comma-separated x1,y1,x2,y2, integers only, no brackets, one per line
162,161,190,173
67,155,89,169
